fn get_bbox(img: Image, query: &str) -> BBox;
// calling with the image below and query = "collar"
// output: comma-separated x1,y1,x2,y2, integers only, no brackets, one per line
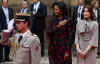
34,1,40,5
21,8,28,10
93,9,97,12
22,30,30,37
2,6,8,9
79,5,84,8
34,1,40,7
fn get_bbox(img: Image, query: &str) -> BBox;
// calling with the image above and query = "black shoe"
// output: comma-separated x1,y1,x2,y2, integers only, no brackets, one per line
0,59,5,62
41,54,45,57
5,59,13,62
97,55,100,58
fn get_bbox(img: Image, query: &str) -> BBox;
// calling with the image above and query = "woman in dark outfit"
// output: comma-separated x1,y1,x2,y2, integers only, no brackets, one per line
47,2,73,64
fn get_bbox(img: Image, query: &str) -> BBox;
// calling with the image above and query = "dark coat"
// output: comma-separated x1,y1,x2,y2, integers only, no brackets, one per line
30,2,47,33
97,8,100,24
0,6,14,32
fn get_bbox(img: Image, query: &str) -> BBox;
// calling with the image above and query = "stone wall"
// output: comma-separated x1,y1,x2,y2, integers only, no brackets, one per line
0,0,79,15
5,0,78,7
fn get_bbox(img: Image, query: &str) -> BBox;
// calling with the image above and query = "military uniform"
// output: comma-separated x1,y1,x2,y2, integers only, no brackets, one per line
15,13,41,64
16,30,41,64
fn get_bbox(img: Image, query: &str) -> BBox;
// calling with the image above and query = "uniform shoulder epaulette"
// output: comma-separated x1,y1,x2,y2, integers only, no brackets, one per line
16,13,31,16
32,33,38,37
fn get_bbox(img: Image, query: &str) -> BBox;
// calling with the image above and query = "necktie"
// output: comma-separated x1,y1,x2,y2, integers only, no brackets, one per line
78,7,81,18
34,7,36,14
18,35,23,43
22,9,24,13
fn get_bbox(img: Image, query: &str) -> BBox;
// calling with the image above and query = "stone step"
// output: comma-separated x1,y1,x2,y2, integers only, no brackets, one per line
1,56,100,64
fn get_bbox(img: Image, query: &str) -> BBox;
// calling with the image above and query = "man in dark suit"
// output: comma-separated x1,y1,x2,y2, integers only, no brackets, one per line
71,0,85,41
0,0,14,62
97,8,100,57
30,0,47,57
73,0,84,22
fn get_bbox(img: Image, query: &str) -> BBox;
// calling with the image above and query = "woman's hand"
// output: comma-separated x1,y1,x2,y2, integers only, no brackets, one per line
64,51,70,61
57,19,67,27
83,50,88,56
79,52,87,59
76,44,87,59
77,48,87,59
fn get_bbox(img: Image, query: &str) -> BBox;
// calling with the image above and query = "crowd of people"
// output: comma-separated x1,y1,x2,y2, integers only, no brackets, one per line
0,0,100,64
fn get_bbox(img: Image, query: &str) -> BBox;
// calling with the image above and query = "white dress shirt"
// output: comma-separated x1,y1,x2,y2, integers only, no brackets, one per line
21,8,28,13
77,6,84,21
93,9,97,19
33,1,40,14
2,7,9,25
2,7,10,32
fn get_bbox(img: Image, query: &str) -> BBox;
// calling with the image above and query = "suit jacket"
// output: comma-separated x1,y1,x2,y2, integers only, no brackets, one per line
16,30,41,64
97,9,100,24
96,9,100,40
30,2,47,33
0,6,14,32
73,6,84,23
73,6,78,21
72,6,84,32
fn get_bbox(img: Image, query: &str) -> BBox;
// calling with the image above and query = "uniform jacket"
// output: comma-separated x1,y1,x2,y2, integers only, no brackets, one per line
16,30,41,64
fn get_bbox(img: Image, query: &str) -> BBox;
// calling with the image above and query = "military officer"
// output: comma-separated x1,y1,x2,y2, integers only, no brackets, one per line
15,13,41,64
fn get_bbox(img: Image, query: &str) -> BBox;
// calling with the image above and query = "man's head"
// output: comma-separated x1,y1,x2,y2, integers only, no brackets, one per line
15,13,30,33
32,0,39,3
58,0,64,2
91,0,99,9
1,0,8,8
21,0,29,9
79,0,84,6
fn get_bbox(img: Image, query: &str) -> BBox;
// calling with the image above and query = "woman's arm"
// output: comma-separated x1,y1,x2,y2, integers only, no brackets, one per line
83,45,95,56
76,44,82,53
75,22,80,52
57,19,67,28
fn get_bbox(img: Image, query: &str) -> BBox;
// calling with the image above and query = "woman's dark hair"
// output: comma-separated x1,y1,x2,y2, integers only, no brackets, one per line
81,6,96,20
52,2,67,17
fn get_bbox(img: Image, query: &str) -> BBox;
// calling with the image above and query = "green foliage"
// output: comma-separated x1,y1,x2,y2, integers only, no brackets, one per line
85,0,92,6
85,0,100,7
